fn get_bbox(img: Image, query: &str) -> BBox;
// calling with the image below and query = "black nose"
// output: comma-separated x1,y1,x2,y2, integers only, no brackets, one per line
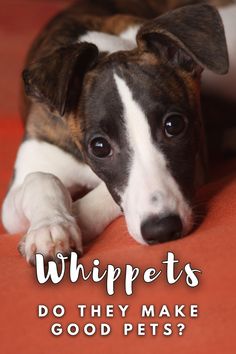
141,214,183,244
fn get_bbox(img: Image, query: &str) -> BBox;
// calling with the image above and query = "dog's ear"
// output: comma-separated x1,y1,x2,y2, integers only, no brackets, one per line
137,4,229,75
23,42,99,116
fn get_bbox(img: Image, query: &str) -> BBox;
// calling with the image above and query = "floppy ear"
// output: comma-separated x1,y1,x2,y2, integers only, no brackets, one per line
136,4,229,75
22,42,99,116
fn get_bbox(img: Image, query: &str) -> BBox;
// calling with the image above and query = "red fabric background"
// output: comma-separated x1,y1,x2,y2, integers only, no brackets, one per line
0,2,235,353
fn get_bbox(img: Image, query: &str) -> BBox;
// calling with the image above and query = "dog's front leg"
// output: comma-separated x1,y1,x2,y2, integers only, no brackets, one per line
72,182,122,243
2,172,82,264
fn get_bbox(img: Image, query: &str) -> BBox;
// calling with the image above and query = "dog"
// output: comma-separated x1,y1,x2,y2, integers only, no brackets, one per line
1,0,235,264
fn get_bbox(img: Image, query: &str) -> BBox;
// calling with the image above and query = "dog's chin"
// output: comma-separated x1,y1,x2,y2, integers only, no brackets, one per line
127,228,148,246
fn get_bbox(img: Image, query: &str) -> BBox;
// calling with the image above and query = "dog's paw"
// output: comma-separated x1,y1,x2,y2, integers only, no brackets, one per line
18,217,82,265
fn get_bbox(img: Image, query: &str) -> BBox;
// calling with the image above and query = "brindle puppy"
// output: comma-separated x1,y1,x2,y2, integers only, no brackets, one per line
2,0,234,264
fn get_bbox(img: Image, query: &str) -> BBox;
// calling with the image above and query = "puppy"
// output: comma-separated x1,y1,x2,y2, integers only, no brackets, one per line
1,0,235,264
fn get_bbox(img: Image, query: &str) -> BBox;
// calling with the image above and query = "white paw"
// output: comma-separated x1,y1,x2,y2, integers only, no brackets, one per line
18,216,82,265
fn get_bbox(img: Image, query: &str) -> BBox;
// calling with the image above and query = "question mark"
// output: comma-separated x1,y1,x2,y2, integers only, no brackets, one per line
177,323,185,336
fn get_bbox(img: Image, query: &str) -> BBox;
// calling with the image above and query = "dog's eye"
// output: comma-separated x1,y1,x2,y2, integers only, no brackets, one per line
164,113,187,137
89,137,112,158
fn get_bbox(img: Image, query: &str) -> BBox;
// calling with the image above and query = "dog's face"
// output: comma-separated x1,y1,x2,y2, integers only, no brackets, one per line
24,4,229,244
80,51,201,243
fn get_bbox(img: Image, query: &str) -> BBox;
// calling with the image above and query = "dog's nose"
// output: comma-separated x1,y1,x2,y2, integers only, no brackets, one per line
141,214,183,244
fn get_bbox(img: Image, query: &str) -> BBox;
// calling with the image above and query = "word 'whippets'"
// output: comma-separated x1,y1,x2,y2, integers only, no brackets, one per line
35,252,201,295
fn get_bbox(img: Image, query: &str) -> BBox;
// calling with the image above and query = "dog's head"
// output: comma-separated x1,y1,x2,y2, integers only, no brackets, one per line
23,4,229,244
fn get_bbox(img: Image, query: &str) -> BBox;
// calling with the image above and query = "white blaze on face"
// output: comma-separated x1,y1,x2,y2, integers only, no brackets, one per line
114,73,193,244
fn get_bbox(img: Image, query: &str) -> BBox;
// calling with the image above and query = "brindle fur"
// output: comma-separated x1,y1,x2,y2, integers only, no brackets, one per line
22,0,229,193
